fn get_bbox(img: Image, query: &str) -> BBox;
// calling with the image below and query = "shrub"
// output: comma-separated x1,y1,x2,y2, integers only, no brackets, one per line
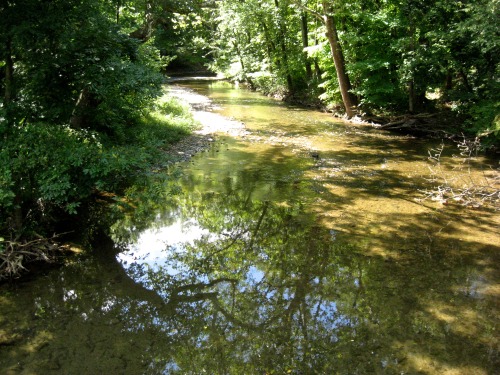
247,72,288,98
0,91,198,239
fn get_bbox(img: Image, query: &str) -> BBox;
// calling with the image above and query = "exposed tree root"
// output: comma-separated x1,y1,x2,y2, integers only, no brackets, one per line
368,113,464,138
376,113,438,129
0,233,71,280
342,111,472,143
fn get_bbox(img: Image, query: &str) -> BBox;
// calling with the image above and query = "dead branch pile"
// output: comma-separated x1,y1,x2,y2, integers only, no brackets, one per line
419,139,500,209
0,235,67,280
369,113,445,132
368,112,466,139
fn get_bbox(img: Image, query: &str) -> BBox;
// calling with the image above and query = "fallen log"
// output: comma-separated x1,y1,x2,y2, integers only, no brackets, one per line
379,118,418,129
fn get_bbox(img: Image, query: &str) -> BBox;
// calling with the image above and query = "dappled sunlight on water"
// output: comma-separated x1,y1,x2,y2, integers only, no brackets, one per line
0,80,498,374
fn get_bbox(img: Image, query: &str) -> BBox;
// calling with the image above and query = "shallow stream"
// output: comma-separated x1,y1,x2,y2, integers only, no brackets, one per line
1,80,498,374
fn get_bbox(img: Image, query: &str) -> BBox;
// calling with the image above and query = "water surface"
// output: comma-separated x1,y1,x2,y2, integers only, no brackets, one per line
1,81,498,374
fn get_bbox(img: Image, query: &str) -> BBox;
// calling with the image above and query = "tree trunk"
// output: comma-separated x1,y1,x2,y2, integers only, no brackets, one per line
445,70,453,91
234,40,246,72
12,194,23,233
408,79,415,113
260,21,277,73
274,0,294,92
301,13,313,80
4,39,14,105
322,3,357,118
115,0,121,24
314,59,321,79
407,6,418,113
459,69,472,93
313,18,322,79
129,1,154,41
69,87,92,130
3,38,23,232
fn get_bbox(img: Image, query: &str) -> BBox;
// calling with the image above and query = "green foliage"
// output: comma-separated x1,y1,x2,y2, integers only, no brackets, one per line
1,123,102,224
1,0,498,245
146,0,218,72
0,152,15,210
318,71,341,108
1,0,166,138
124,90,198,152
211,0,309,95
88,40,166,139
247,72,288,98
466,98,500,147
209,0,498,136
0,89,197,237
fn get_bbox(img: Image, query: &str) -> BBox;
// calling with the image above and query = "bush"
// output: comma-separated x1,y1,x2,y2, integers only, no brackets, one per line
0,92,197,239
1,124,104,227
466,98,500,149
247,72,288,98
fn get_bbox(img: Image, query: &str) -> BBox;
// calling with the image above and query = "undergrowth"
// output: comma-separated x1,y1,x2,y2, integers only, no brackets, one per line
0,88,197,279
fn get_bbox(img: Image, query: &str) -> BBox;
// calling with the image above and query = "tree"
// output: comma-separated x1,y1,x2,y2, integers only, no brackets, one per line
320,1,357,117
211,0,310,96
289,1,357,116
0,0,168,237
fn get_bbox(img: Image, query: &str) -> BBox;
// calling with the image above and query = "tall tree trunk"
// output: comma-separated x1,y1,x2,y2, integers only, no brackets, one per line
4,38,23,232
301,13,313,80
322,3,357,118
314,59,321,79
129,1,154,41
260,21,277,73
408,16,416,113
295,0,357,116
69,87,92,130
4,38,14,105
115,0,121,24
313,17,322,79
12,196,23,233
445,69,453,91
234,40,246,72
459,69,472,93
408,80,415,113
274,0,294,92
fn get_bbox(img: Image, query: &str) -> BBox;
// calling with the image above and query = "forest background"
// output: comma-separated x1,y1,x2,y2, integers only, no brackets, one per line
0,0,498,276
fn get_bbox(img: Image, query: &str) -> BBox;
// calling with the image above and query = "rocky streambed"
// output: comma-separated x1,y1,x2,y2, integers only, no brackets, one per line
166,84,248,163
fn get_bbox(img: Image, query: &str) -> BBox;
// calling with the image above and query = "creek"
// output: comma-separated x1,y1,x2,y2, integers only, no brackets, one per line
0,80,498,374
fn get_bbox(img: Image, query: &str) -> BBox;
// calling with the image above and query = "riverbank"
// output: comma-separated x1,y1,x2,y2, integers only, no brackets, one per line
165,84,248,162
230,75,498,152
2,80,497,282
1,79,497,375
0,87,201,281
168,80,499,212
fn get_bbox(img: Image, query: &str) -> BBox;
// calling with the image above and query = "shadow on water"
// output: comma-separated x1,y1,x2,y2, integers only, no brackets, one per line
0,80,498,374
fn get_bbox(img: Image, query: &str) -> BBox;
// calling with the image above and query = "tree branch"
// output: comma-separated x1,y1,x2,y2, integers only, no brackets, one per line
293,1,325,23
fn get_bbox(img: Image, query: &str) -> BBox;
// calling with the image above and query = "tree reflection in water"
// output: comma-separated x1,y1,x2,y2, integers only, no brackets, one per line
108,178,497,374
1,82,497,374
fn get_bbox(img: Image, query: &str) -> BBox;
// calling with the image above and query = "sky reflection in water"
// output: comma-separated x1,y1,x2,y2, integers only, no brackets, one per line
0,81,498,375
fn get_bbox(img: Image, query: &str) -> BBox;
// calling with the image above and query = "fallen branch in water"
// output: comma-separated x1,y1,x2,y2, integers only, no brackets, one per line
370,112,467,140
419,138,500,209
0,233,71,280
369,113,436,128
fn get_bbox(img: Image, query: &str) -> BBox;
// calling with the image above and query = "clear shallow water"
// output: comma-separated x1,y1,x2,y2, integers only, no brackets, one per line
1,81,498,374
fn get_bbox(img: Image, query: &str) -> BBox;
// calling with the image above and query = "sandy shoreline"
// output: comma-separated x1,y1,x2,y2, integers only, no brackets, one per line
166,84,247,162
